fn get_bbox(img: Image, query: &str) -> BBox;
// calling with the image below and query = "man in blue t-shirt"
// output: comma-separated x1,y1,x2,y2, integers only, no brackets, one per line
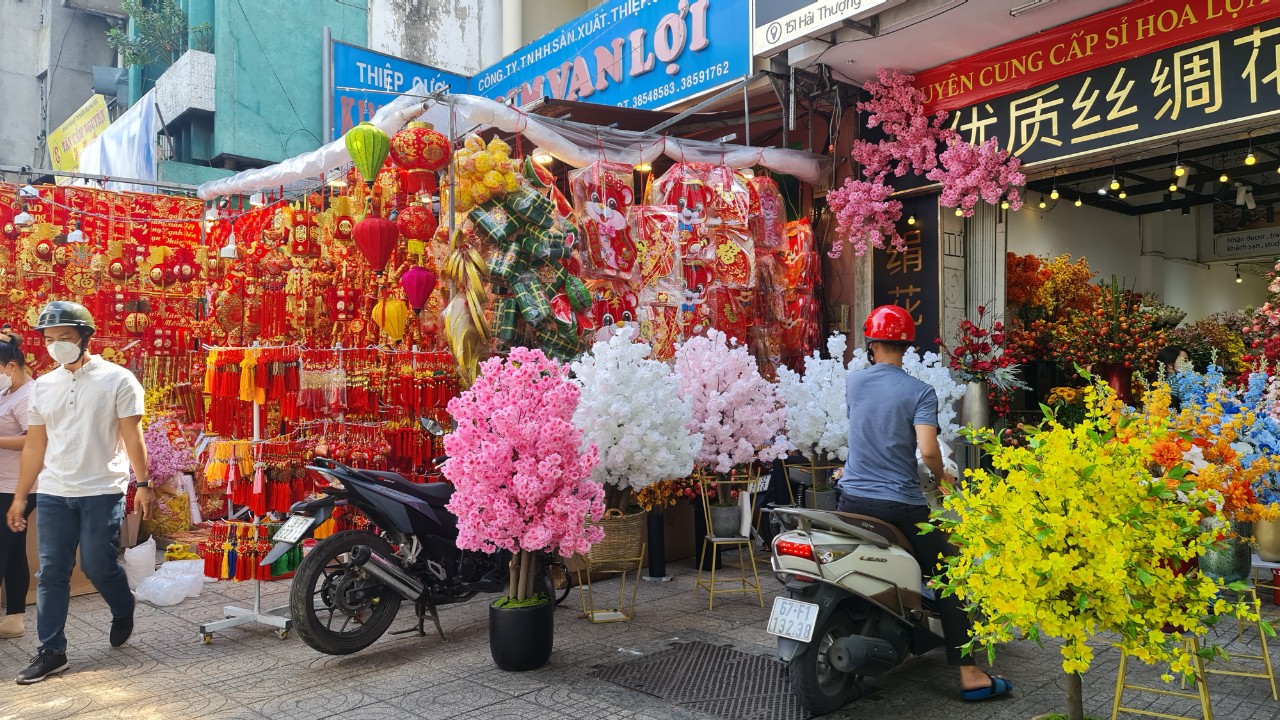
837,305,1012,702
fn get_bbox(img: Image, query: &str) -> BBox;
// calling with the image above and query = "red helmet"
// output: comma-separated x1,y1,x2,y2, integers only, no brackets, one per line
864,305,915,343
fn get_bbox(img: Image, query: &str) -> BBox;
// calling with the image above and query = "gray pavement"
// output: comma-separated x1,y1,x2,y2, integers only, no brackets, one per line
1,556,1278,719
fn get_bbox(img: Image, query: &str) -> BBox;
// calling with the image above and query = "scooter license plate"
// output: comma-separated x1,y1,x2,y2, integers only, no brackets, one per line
767,597,820,643
273,515,313,545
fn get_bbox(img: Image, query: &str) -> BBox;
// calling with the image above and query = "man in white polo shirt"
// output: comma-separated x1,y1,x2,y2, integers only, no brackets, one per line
6,301,154,685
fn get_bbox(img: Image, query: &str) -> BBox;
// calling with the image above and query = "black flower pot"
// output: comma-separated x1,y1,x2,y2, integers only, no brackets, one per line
489,599,554,671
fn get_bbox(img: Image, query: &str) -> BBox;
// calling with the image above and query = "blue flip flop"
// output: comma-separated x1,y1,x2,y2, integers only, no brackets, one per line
961,672,1014,701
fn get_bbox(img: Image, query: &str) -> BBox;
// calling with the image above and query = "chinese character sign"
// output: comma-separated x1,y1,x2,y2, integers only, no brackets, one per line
872,194,941,354
951,15,1280,166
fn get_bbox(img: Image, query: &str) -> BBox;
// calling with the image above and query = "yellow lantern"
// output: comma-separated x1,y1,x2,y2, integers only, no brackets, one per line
371,298,409,342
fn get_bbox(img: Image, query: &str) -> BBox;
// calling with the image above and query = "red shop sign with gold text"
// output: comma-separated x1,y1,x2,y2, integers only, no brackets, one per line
915,0,1277,114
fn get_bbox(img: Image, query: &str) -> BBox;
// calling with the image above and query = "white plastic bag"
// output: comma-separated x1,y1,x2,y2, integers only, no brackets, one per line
154,559,205,599
134,574,187,606
123,537,156,590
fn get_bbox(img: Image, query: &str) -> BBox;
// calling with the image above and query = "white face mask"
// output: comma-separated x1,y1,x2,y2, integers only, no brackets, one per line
48,341,83,366
0,373,10,393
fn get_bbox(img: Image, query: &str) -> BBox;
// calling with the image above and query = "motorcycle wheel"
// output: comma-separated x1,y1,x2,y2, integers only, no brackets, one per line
788,611,860,714
290,530,404,655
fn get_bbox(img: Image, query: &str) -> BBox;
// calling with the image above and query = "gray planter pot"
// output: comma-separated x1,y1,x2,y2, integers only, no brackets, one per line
803,489,839,511
709,506,740,538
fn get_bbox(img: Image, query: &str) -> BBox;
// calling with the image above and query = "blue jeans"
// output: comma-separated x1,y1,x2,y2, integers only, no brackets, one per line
36,494,135,654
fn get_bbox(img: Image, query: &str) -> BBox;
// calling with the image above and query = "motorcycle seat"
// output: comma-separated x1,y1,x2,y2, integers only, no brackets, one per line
364,470,455,507
829,512,915,556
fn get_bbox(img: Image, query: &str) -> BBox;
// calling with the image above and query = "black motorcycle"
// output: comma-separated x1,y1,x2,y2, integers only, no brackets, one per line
262,447,570,655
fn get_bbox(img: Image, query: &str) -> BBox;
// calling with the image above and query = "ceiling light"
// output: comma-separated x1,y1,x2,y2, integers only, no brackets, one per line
1097,186,1108,195
1074,197,1083,207
954,208,964,216
1220,172,1229,183
328,177,348,188
635,162,652,173
1050,188,1059,200
1118,189,1127,199
1237,266,1243,283
907,214,916,225
1246,151,1257,165
1038,197,1047,209
740,168,755,178
1110,178,1121,190
1001,199,1010,210
1174,165,1186,177
1169,182,1179,192
532,149,553,165
1009,0,1056,17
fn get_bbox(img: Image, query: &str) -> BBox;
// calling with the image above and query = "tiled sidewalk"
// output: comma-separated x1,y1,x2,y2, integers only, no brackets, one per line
1,558,1277,719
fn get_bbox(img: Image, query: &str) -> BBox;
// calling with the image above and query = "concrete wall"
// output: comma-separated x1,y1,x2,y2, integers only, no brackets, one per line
1007,203,1268,322
0,0,118,169
212,0,367,166
368,0,484,76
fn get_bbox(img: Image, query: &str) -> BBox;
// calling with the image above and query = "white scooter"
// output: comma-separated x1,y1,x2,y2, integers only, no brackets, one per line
767,449,956,714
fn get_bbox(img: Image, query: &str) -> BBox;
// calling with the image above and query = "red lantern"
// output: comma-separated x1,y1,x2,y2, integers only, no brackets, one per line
396,202,437,242
400,168,438,197
391,122,452,173
353,216,399,275
399,265,437,313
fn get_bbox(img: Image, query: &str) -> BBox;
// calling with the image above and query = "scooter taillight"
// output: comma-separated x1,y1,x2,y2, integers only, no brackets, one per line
775,540,814,561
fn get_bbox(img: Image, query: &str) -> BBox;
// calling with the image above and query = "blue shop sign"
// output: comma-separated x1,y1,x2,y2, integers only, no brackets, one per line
332,41,468,141
472,0,751,110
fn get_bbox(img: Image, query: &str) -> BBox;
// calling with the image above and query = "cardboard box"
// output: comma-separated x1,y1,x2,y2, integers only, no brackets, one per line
5,508,103,608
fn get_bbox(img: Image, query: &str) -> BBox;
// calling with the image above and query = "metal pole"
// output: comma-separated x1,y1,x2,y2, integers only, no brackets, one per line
743,82,751,147
322,27,334,142
0,164,201,193
447,95,456,248
645,72,767,135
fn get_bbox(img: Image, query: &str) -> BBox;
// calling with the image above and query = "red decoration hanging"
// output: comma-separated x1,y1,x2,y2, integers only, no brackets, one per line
396,202,437,242
352,216,399,275
390,122,452,173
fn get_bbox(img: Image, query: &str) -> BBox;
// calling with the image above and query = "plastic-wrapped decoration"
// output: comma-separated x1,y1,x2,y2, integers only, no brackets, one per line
750,175,787,249
649,162,713,263
628,205,683,306
569,161,639,280
706,165,752,228
707,227,756,289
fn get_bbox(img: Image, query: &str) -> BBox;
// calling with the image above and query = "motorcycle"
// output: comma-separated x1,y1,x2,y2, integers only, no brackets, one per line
767,506,946,714
261,422,569,656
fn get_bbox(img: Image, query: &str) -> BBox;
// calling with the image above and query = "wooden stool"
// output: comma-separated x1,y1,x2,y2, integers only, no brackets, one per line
1112,637,1213,720
1208,585,1278,701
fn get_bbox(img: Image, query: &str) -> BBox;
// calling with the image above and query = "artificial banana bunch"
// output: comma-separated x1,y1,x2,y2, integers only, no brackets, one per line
442,229,491,344
444,294,482,388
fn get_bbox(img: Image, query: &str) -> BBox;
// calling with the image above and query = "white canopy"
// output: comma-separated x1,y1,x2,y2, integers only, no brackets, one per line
196,92,826,200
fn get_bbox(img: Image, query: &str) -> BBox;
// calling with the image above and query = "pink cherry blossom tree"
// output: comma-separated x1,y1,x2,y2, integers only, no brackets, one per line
443,347,606,602
828,69,1024,257
674,329,790,475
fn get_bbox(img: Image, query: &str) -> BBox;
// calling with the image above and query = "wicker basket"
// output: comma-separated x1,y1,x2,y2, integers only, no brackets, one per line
586,509,647,570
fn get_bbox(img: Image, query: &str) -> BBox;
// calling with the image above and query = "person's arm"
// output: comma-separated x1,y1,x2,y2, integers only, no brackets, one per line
913,387,953,490
0,394,29,451
915,423,949,484
119,415,154,520
7,424,45,532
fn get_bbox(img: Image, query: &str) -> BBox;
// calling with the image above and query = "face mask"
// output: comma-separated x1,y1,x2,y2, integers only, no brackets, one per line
0,374,9,393
48,341,83,366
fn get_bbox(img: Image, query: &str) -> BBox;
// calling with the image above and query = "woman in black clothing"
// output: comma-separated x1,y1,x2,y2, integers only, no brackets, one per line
0,331,33,638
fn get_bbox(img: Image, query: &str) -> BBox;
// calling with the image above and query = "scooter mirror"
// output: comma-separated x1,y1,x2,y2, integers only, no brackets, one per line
421,418,456,435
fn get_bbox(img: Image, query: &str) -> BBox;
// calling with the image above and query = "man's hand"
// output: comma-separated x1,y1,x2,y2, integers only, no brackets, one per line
135,487,156,520
6,495,27,532
938,471,958,494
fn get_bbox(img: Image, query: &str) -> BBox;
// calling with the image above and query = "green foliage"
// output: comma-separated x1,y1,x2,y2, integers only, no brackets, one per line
107,0,212,69
493,594,549,609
